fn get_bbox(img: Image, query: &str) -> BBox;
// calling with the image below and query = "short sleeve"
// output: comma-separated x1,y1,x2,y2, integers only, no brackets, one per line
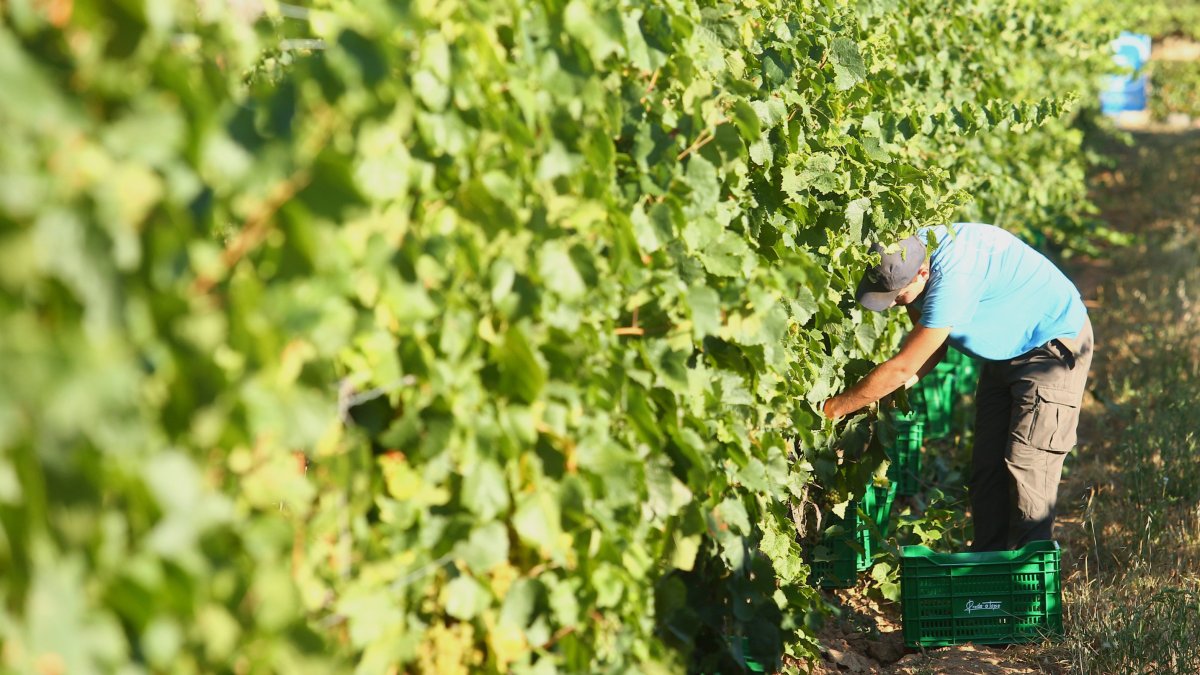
919,264,983,329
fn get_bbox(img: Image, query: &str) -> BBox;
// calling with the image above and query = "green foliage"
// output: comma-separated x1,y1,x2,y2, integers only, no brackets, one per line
1150,60,1200,120
1084,0,1200,40
0,0,1122,671
1129,2,1200,39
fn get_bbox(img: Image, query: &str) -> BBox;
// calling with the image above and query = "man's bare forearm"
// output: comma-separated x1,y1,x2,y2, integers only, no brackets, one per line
823,324,952,419
825,359,916,418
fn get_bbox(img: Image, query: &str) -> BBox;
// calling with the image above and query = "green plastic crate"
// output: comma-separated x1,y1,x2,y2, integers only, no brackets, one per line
913,371,956,440
854,503,874,572
808,501,863,588
861,480,898,555
945,350,980,397
933,357,958,376
885,412,924,496
732,636,767,673
900,541,1064,647
702,635,768,675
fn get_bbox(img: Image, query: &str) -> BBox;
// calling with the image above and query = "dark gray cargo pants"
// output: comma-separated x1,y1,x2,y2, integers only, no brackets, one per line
969,318,1094,552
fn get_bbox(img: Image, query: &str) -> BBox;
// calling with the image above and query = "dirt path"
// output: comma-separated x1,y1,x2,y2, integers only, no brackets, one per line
807,127,1200,674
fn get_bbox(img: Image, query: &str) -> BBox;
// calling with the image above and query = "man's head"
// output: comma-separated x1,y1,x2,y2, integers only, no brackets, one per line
855,234,929,311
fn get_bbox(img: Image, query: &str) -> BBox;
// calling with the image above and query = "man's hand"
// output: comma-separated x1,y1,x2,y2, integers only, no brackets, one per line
824,392,892,420
822,397,840,420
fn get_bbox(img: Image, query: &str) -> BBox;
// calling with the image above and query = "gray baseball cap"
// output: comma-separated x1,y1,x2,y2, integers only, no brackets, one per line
855,234,928,311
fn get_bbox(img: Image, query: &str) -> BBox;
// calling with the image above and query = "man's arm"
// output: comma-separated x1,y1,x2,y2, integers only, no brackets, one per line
823,324,951,419
917,343,948,379
904,305,947,378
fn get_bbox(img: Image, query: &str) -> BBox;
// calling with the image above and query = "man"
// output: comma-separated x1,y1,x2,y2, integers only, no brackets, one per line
822,222,1093,551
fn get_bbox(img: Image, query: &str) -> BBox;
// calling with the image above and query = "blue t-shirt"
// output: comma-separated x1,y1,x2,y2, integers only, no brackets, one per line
913,223,1087,361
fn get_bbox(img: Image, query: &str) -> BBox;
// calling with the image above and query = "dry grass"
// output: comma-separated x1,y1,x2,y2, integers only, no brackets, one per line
1037,128,1200,675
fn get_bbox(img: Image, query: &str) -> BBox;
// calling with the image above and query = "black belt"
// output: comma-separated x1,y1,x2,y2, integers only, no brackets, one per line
1045,338,1076,369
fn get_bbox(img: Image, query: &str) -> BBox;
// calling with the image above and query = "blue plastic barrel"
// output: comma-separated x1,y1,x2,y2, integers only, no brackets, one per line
1100,32,1151,114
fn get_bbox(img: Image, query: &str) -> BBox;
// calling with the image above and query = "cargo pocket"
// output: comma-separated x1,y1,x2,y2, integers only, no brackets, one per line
1029,386,1082,451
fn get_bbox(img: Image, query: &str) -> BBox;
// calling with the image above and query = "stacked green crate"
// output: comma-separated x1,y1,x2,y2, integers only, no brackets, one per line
860,480,897,567
913,366,956,439
809,415,910,585
728,636,767,673
854,511,873,572
944,349,979,438
807,500,863,588
885,411,924,496
945,349,980,398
